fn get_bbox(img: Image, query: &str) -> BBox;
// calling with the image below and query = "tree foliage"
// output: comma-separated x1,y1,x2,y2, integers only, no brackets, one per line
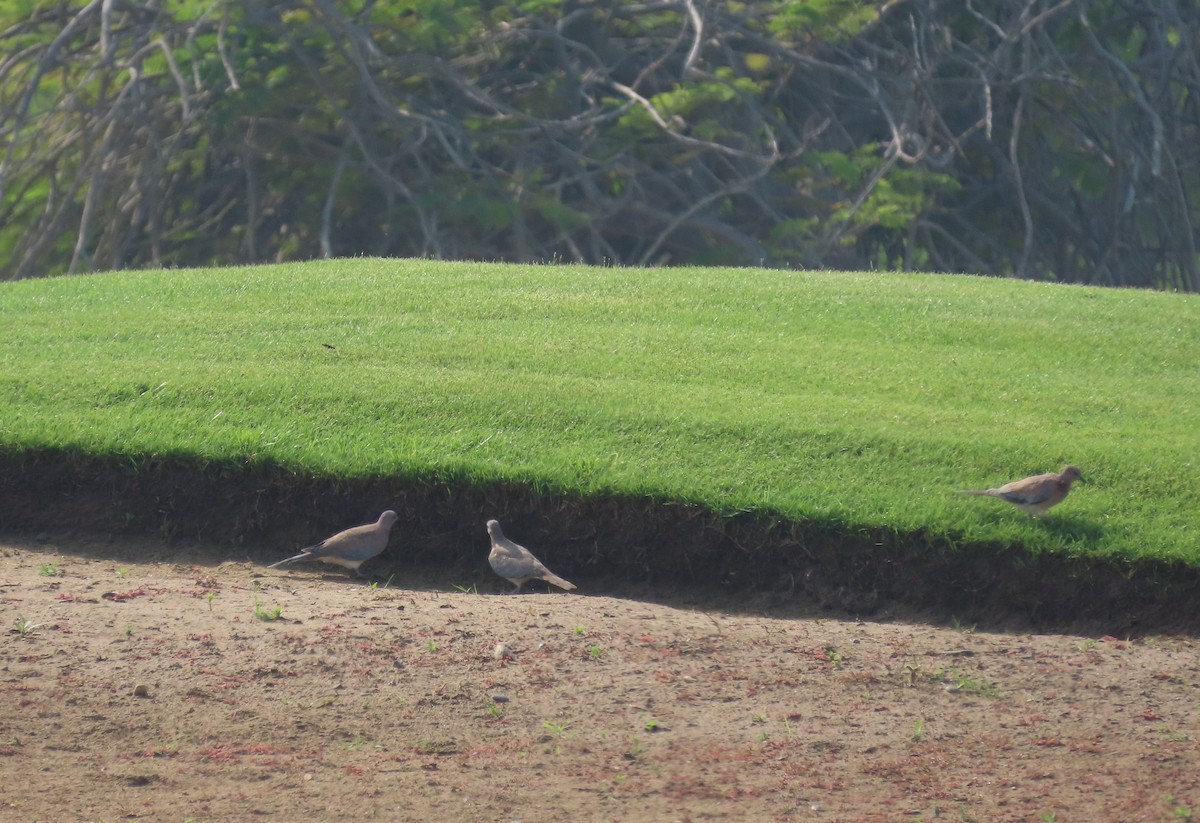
1,0,1197,290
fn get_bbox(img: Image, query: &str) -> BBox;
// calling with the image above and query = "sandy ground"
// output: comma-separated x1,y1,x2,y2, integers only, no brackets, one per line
1,536,1198,822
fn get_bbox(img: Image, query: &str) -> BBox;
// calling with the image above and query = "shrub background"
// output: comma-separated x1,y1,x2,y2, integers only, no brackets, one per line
2,1,1198,290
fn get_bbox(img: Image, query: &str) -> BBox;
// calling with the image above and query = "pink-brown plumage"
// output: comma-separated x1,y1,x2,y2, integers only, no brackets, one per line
487,519,576,594
958,465,1083,517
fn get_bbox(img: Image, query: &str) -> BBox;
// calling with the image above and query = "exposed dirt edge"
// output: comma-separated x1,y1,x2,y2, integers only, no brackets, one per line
2,447,1196,635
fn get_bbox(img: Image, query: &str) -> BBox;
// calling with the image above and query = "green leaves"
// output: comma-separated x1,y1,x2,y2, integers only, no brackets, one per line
0,1,1195,287
768,0,880,43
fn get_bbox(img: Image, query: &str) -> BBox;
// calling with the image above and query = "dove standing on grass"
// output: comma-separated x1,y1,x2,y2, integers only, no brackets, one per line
957,466,1083,517
487,519,576,594
269,510,398,577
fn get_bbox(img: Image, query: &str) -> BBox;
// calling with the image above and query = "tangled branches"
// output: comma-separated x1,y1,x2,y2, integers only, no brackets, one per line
1,0,1197,290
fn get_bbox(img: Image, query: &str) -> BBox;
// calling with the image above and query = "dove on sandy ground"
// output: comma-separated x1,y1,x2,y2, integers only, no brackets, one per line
268,510,398,577
486,519,576,594
957,465,1084,517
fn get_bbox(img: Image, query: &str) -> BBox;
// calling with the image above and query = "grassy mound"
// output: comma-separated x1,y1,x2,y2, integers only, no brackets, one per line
3,258,1198,615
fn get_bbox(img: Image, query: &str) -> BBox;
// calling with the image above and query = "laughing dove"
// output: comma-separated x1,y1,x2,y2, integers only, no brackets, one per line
487,519,576,594
957,466,1083,517
269,510,398,577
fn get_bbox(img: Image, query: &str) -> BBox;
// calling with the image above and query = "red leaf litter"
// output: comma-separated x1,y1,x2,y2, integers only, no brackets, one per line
102,587,148,601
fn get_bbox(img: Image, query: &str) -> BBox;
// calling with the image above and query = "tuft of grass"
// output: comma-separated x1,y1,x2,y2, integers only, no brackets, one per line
38,562,58,577
368,576,395,592
253,599,282,622
625,736,646,759
936,666,998,697
1169,796,1194,819
2,259,1199,565
542,720,572,737
13,616,39,637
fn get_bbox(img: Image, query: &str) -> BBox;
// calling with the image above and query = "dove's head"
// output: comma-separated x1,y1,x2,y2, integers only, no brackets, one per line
380,510,399,527
1060,466,1083,485
486,519,503,539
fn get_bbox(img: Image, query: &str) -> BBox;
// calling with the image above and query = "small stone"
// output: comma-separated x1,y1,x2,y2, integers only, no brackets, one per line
132,684,150,697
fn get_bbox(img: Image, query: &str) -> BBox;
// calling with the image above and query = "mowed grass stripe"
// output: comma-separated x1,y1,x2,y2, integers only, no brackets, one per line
2,259,1198,564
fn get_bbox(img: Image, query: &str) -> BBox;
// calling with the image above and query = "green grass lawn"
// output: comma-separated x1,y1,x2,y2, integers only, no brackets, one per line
2,258,1197,564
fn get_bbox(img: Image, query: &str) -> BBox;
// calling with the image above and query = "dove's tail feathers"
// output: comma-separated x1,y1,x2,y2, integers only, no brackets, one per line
544,573,577,591
268,553,313,568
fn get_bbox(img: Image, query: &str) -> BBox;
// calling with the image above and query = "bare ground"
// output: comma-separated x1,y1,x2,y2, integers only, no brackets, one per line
2,536,1198,823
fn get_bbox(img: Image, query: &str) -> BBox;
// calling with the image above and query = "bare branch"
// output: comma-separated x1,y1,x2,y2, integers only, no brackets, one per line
0,0,103,203
680,0,704,77
320,138,350,259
